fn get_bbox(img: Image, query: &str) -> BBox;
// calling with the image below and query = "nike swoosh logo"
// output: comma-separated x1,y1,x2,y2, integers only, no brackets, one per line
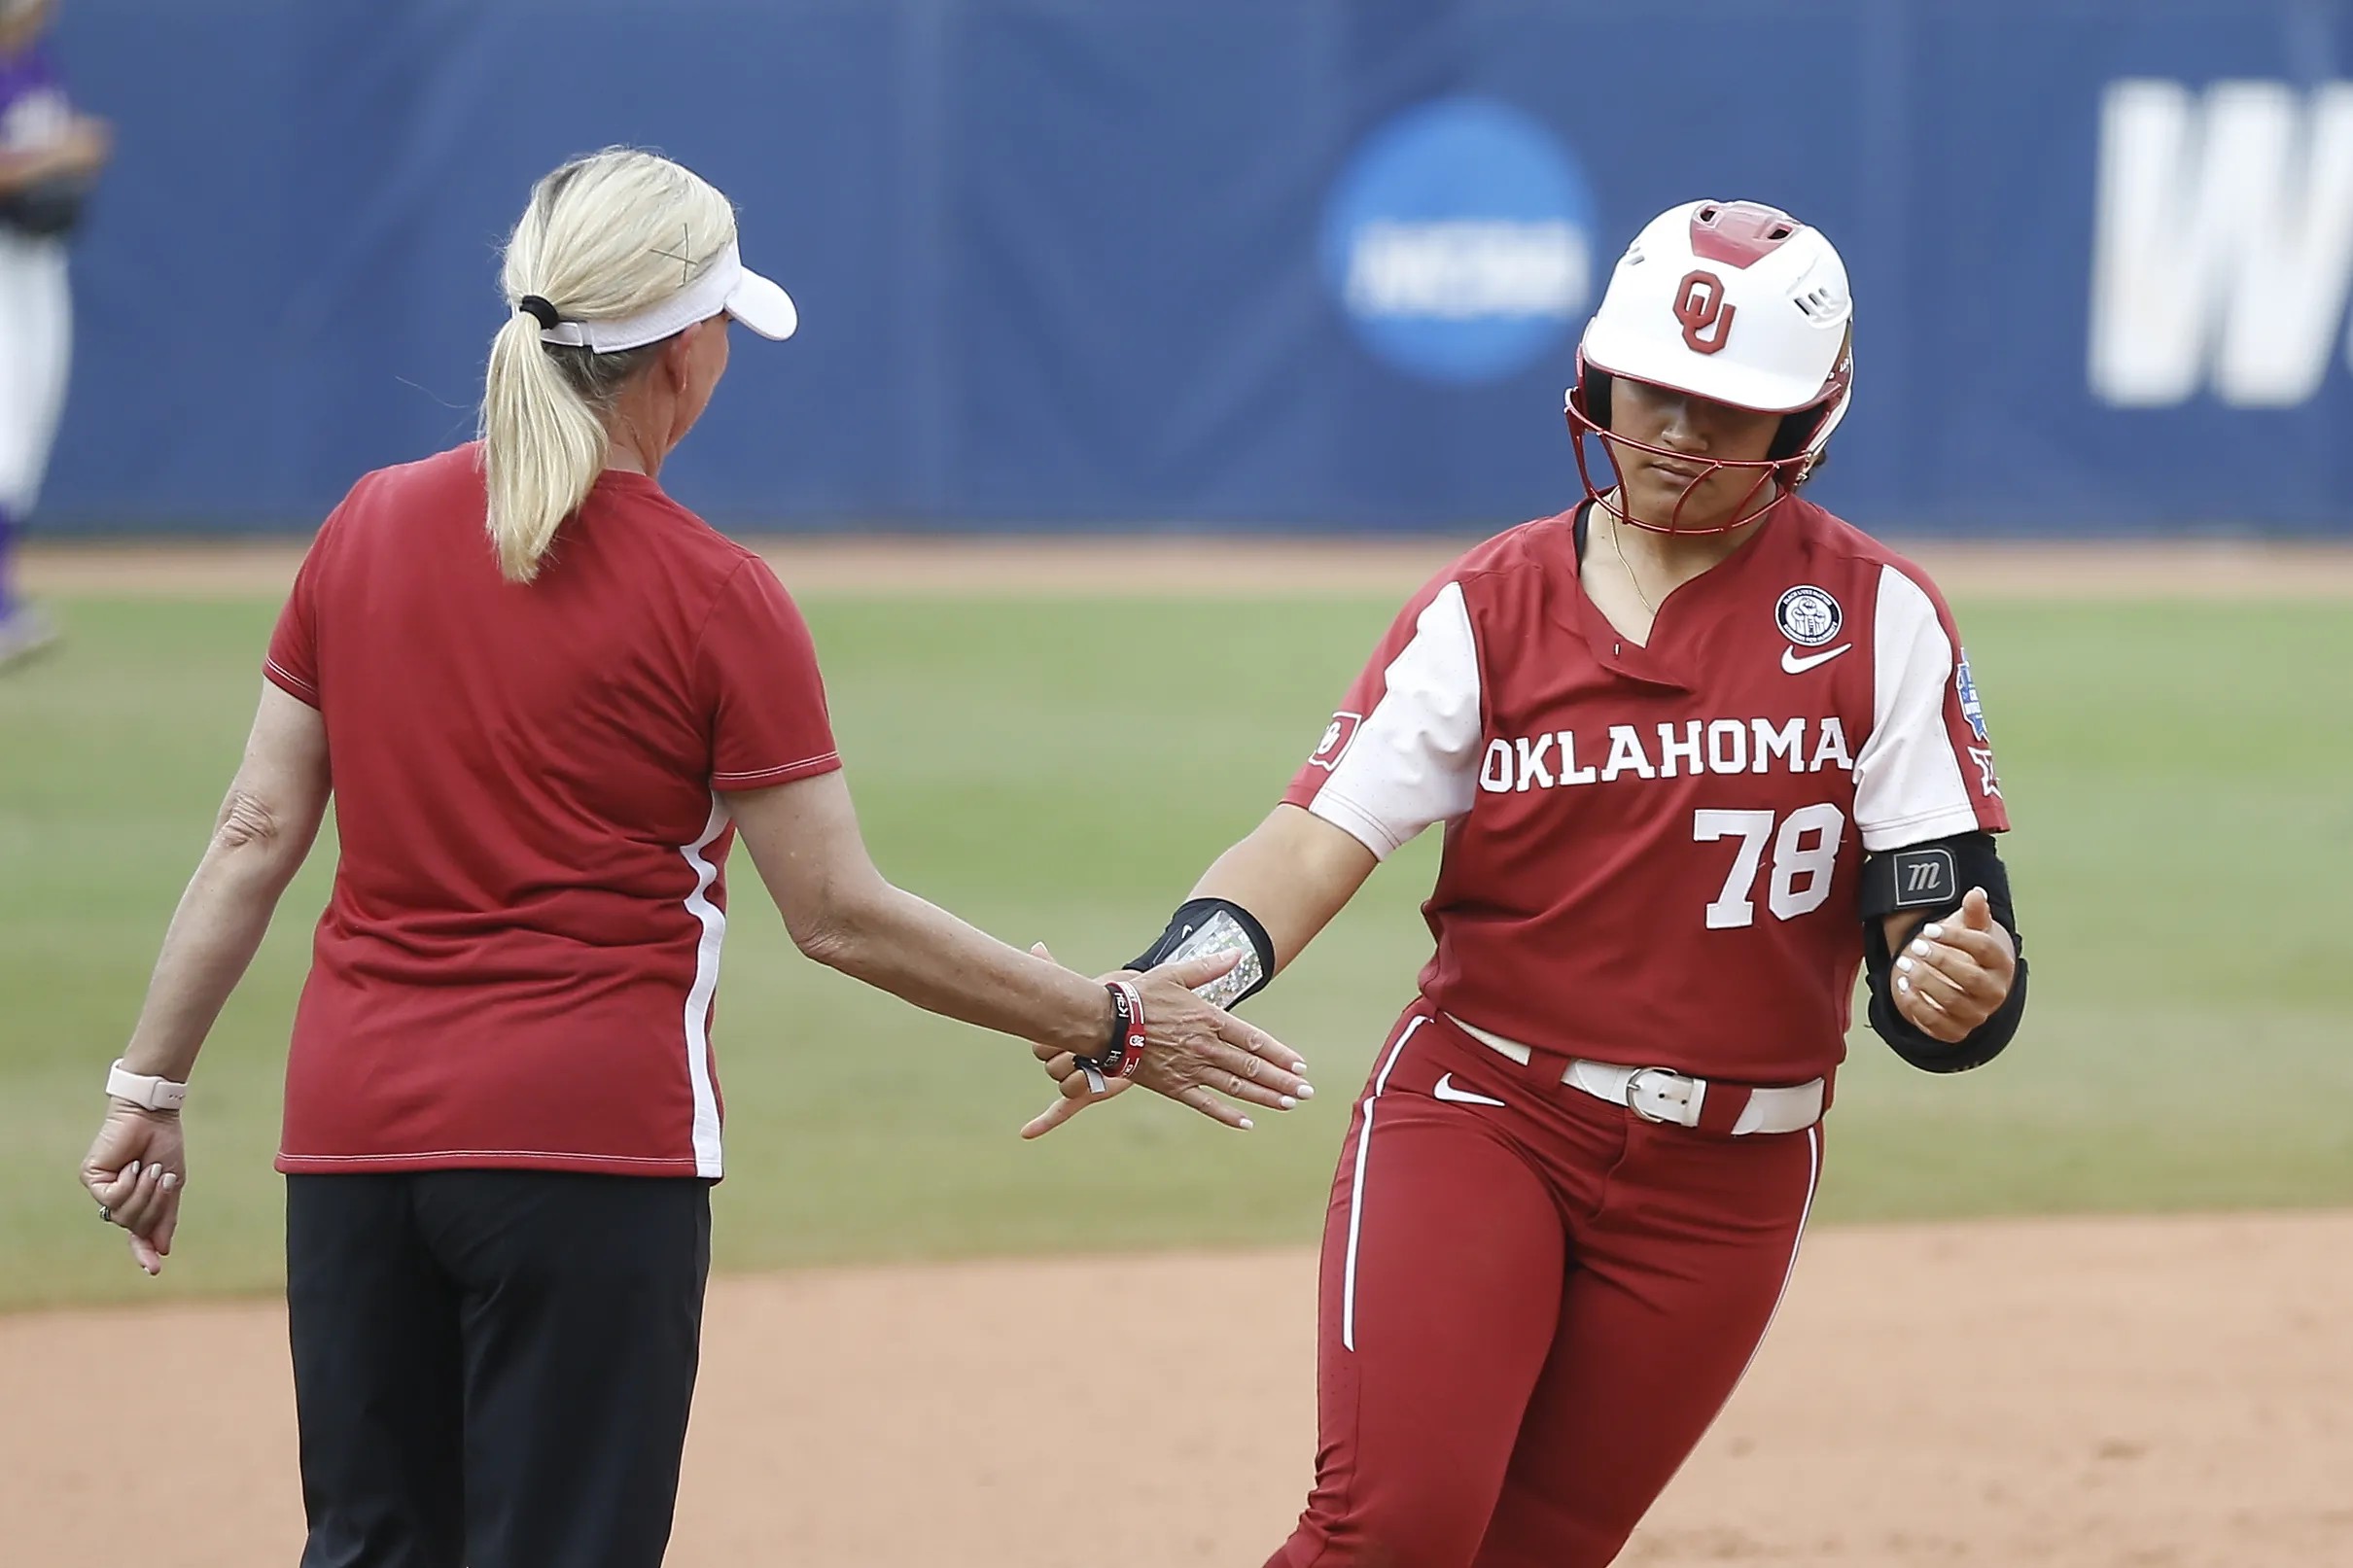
1781,644,1851,675
1431,1073,1507,1108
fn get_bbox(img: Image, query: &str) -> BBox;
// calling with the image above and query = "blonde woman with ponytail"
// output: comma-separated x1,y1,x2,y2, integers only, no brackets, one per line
73,148,1308,1568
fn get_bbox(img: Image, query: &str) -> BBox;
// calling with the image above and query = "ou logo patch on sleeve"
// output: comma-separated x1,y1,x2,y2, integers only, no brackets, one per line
1310,712,1364,772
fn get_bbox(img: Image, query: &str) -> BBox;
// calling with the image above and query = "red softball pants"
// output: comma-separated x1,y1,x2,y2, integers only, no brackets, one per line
1265,1004,1824,1568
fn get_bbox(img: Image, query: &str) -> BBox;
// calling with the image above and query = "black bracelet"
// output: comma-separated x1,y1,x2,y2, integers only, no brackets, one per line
1104,981,1138,1074
1101,984,1134,1062
1072,982,1146,1096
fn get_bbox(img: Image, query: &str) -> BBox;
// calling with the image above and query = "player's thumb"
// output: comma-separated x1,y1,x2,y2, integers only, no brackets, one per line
1958,887,1994,928
1030,941,1057,965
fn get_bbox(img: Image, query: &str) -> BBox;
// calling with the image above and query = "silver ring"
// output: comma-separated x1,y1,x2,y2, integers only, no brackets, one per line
96,1202,112,1224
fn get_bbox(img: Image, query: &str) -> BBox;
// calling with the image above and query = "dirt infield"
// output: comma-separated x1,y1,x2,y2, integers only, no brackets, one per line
22,534,2353,599
5,1211,2348,1565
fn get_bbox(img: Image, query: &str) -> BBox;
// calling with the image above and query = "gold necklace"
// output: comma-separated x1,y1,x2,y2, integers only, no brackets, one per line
1606,505,1659,615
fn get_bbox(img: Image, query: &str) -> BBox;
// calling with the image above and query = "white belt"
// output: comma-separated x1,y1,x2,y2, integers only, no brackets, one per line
1444,1014,1825,1136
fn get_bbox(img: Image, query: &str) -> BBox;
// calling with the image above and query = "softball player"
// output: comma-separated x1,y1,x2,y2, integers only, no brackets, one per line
0,0,107,668
76,148,1306,1568
1032,199,2028,1566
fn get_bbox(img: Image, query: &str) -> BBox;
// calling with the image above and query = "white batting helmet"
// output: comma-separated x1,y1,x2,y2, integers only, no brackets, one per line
1564,199,1855,532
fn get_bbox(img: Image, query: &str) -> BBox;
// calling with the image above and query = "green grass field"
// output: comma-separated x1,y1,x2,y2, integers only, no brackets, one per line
3,589,2349,1309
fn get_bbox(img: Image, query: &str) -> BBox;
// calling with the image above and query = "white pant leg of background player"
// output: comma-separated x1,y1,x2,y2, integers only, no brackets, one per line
0,229,71,513
0,230,71,610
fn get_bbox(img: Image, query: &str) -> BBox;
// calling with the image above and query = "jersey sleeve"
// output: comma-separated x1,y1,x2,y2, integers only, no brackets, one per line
1852,562,2010,851
694,560,842,792
1280,575,1484,859
263,519,333,709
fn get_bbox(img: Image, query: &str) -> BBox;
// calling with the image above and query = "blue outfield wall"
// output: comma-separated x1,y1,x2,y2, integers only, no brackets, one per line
35,0,2353,535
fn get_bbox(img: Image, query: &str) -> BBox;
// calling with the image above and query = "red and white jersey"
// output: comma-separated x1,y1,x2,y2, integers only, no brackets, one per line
1284,499,2007,1086
265,444,840,1180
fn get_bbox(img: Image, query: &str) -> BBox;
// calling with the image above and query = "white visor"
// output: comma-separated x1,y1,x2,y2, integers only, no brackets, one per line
536,241,797,353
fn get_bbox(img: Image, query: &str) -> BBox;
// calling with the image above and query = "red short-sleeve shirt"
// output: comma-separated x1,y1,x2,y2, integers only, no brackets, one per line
266,444,839,1178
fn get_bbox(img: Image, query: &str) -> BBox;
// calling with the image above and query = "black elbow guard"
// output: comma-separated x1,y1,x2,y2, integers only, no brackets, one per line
1129,897,1277,1009
1859,833,2028,1073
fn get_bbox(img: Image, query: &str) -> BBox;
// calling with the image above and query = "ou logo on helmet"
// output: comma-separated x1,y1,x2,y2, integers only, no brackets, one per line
1673,270,1737,355
1321,97,1599,385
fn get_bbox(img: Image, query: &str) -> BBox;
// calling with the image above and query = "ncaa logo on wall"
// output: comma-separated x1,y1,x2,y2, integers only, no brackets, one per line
1321,97,1598,384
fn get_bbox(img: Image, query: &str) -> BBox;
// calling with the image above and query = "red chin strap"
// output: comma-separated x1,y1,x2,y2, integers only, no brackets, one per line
1563,385,1807,538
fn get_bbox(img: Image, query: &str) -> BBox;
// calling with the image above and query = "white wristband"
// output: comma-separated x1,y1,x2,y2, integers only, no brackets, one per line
106,1060,189,1112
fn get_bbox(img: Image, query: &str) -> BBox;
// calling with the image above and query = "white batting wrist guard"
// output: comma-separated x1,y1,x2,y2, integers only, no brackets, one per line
1129,898,1276,1009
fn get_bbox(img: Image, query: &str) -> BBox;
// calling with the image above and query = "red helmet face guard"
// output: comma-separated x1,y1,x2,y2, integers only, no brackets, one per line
1563,354,1843,537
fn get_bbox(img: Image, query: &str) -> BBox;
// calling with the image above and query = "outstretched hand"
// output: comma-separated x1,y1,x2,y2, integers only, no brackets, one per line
1020,943,1312,1137
1889,887,2016,1042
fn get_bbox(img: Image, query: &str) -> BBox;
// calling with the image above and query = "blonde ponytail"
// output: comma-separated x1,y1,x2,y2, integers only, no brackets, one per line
480,311,613,581
478,149,739,583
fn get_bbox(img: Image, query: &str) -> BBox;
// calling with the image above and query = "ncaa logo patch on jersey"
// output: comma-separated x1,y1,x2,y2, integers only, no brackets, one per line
1955,652,1988,740
1310,712,1363,772
1774,585,1843,647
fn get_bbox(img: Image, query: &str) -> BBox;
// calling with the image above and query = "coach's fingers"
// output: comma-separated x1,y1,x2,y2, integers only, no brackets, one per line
1170,1060,1301,1112
1212,1011,1308,1077
1172,1083,1255,1131
129,1187,177,1276
1047,1057,1115,1099
1019,1065,1130,1138
82,1121,151,1201
88,1160,143,1215
123,1163,178,1235
1146,951,1243,993
1191,1041,1312,1104
151,1191,182,1258
107,1163,168,1237
1020,1093,1094,1139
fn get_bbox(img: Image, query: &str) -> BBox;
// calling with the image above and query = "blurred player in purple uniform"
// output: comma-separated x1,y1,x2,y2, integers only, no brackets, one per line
0,0,109,668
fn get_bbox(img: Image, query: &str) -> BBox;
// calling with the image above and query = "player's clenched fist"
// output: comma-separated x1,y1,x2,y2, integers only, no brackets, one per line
1889,888,2016,1042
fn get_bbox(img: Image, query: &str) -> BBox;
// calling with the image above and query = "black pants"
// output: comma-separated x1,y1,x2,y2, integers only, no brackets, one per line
287,1171,713,1568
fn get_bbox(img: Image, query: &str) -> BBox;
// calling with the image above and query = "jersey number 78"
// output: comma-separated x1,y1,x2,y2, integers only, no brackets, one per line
1693,805,1847,928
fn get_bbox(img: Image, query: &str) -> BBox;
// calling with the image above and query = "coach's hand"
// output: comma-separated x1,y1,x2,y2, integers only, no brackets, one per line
1889,888,2016,1042
80,1103,188,1276
1021,944,1312,1137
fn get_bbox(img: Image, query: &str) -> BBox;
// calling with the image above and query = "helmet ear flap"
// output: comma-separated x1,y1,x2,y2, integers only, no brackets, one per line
1767,407,1820,464
1583,368,1613,430
1772,323,1854,476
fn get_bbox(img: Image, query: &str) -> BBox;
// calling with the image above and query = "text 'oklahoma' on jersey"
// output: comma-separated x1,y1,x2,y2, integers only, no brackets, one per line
1282,497,2007,1087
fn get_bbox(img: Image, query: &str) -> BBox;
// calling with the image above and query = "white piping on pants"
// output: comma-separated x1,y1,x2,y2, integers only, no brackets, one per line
1341,1016,1425,1353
